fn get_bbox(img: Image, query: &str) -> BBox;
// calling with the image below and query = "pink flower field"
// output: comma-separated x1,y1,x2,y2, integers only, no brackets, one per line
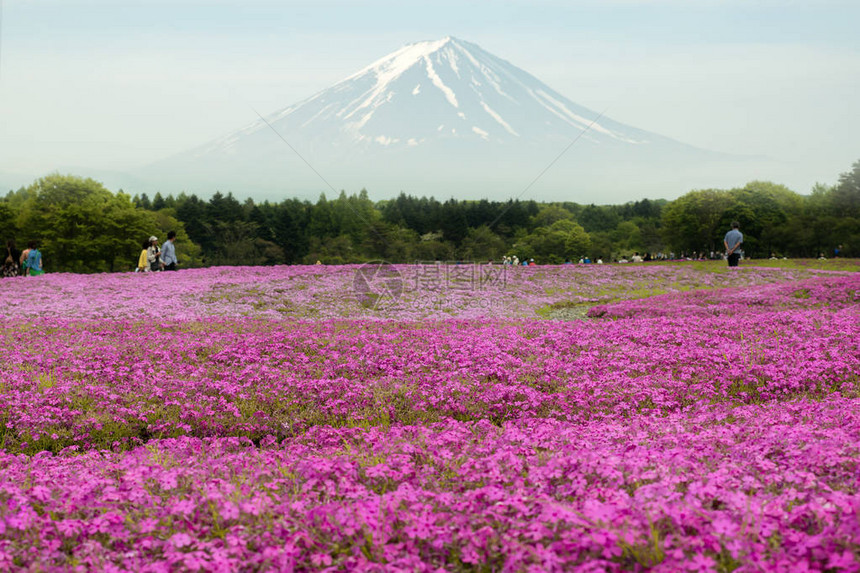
0,263,858,572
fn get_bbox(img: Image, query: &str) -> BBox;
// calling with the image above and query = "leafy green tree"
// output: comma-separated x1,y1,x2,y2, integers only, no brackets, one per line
7,159,859,271
209,220,283,266
208,192,243,224
303,235,358,265
661,189,733,255
636,219,664,255
461,225,507,261
441,199,469,244
630,198,663,219
19,175,157,272
134,193,152,210
381,193,443,235
464,199,500,229
152,192,166,210
588,231,614,261
578,204,620,233
833,160,860,218
531,205,574,228
248,204,274,243
360,219,406,261
175,194,213,252
720,182,800,258
415,233,453,261
493,199,539,236
514,219,591,264
611,221,643,255
384,226,419,262
0,203,18,241
333,189,380,247
270,199,310,263
308,194,337,239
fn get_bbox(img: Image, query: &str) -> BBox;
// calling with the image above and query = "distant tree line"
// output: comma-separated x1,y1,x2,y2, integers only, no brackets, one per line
2,160,858,272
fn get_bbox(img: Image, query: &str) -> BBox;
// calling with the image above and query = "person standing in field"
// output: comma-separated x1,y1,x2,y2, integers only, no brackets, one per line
26,241,44,276
160,231,178,271
724,221,743,268
146,236,161,271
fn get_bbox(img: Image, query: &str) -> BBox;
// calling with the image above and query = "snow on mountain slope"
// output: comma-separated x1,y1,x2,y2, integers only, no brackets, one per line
142,37,765,202
201,36,650,155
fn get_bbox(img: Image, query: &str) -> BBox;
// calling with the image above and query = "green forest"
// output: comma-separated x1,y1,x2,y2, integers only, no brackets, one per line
2,159,859,273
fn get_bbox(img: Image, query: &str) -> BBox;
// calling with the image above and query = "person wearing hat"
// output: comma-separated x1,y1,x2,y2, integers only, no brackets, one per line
146,236,161,272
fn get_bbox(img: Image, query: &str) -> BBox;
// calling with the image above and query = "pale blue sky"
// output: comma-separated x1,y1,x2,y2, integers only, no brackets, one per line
1,0,858,196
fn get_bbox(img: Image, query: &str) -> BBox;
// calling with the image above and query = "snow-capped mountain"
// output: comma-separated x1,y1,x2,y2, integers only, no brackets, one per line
141,37,764,202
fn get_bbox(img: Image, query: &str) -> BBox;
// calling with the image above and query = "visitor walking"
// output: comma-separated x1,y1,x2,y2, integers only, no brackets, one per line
724,221,743,267
160,231,178,271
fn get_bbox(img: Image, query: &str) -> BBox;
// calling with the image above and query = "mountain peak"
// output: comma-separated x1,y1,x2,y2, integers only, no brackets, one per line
143,37,758,203
260,35,635,149
344,35,469,90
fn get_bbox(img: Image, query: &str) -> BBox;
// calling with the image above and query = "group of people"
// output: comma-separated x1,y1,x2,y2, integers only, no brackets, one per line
135,231,179,272
0,223,753,276
497,223,747,268
3,240,43,278
572,257,605,264
502,256,537,266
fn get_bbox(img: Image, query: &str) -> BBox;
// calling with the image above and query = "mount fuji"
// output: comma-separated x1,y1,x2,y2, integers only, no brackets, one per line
140,36,766,203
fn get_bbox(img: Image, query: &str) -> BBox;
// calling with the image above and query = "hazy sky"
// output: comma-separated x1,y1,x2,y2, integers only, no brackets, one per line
0,0,858,196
